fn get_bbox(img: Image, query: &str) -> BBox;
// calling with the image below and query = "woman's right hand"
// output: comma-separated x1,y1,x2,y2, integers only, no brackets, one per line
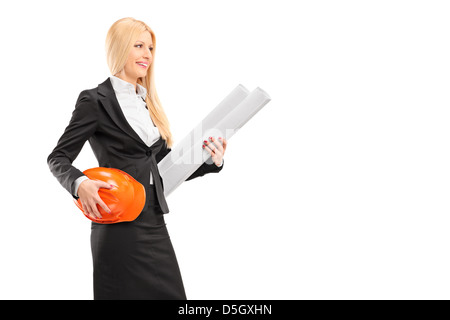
77,179,113,219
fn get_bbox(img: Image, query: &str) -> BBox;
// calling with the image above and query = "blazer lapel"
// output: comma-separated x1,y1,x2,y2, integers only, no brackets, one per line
97,77,148,147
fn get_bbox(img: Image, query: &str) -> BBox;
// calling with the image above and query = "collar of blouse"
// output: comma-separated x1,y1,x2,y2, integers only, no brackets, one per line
109,75,147,100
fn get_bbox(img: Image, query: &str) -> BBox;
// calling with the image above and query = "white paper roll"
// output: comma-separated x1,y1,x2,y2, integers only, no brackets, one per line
159,85,271,197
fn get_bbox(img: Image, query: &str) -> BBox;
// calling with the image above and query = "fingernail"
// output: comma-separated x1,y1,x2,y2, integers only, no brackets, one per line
204,140,208,144
202,145,205,149
209,136,213,140
219,137,222,140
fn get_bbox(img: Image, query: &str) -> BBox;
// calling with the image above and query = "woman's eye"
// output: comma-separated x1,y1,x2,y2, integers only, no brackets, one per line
136,44,153,51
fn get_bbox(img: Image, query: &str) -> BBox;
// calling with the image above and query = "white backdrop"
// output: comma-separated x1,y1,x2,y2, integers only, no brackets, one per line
0,0,449,300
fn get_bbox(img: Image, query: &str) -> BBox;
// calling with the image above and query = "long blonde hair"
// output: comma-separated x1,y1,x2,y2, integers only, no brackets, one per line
105,17,173,148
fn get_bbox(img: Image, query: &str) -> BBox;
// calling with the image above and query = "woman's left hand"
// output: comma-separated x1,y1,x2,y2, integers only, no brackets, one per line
203,136,227,166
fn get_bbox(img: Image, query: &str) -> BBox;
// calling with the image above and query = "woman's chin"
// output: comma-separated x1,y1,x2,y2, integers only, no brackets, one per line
137,71,147,78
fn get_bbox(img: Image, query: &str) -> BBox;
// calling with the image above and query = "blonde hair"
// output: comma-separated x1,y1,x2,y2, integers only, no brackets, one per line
105,17,173,148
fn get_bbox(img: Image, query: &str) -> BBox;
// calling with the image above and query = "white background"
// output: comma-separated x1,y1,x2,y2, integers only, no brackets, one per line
0,0,449,300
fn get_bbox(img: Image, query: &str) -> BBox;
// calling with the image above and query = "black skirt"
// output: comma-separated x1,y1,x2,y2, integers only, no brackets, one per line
90,184,186,300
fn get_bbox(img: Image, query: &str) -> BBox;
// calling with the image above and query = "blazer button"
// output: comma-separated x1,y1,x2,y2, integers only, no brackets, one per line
146,150,152,156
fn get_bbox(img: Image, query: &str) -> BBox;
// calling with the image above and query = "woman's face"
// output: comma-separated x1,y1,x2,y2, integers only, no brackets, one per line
115,31,153,85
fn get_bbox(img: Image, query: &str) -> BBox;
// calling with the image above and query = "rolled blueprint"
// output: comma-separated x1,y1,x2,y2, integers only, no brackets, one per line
159,85,271,197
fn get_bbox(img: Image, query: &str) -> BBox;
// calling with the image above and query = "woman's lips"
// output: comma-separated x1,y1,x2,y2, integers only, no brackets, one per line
136,62,148,69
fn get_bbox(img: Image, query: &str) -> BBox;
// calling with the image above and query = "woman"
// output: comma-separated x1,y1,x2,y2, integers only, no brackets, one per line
47,17,227,300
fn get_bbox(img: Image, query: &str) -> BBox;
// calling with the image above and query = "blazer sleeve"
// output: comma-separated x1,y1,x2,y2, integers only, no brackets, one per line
155,147,224,181
47,90,98,199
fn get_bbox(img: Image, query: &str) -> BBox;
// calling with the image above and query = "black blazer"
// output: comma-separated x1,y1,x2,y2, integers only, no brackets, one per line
47,77,223,212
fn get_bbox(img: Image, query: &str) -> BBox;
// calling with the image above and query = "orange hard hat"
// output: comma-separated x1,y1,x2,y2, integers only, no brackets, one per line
74,167,146,224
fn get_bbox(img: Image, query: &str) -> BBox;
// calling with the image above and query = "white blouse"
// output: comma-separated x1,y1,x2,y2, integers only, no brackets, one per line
73,75,222,197
109,75,161,147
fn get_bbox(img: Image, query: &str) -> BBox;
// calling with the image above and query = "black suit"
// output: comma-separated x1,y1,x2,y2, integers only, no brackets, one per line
47,77,223,206
47,77,224,299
